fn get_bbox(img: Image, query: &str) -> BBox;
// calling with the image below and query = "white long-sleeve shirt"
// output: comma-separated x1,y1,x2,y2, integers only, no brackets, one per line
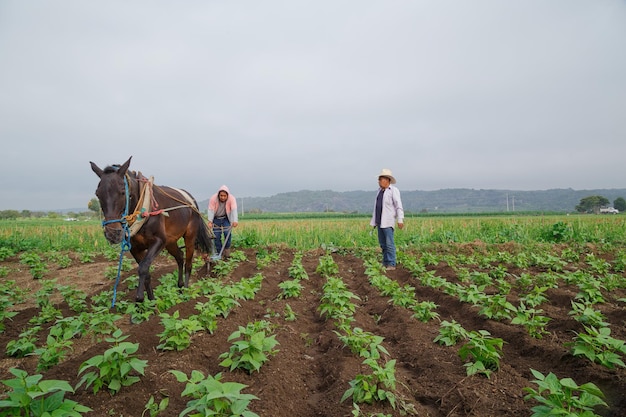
370,185,404,229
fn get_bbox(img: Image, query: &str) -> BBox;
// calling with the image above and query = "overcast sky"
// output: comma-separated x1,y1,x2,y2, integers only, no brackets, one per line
1,1,625,211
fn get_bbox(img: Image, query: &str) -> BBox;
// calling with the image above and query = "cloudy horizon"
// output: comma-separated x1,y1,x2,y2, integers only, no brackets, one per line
1,1,624,211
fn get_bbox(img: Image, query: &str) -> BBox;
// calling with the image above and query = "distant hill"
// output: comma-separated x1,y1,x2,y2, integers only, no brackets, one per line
198,188,626,214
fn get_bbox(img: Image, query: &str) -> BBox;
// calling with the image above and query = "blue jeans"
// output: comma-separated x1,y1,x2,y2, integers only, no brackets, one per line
377,227,396,267
213,217,232,254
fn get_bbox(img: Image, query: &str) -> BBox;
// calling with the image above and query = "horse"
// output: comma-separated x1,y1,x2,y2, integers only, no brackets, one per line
90,156,214,302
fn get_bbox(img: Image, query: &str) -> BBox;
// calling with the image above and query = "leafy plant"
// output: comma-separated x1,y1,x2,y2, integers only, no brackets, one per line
458,330,504,378
511,303,551,339
0,246,16,261
569,301,609,328
219,321,279,374
477,294,516,321
76,329,148,394
32,326,74,372
316,253,339,278
318,276,360,321
341,358,397,408
56,284,88,313
255,247,281,269
336,327,389,359
0,296,17,333
523,369,607,417
277,280,303,299
142,394,169,417
283,303,297,321
157,311,203,351
288,252,309,280
0,368,91,417
411,300,440,322
5,327,39,358
568,326,626,369
433,320,469,347
169,370,259,417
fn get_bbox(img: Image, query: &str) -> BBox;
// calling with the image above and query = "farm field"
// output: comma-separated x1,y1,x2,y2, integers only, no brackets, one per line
1,215,626,416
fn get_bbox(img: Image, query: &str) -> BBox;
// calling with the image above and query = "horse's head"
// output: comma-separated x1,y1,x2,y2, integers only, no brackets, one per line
90,156,132,244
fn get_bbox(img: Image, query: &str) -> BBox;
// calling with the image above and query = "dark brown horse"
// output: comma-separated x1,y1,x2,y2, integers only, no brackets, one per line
90,156,214,302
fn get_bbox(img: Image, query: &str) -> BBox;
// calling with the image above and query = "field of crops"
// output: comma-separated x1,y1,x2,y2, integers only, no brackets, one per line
1,214,626,416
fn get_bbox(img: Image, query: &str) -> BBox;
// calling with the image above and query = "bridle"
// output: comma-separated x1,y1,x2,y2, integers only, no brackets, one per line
99,171,132,309
100,170,133,252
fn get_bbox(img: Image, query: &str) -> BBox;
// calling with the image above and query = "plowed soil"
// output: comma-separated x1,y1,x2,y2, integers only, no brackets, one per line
1,245,626,417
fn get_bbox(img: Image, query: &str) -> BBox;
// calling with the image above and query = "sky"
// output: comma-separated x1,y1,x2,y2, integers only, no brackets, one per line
1,1,625,211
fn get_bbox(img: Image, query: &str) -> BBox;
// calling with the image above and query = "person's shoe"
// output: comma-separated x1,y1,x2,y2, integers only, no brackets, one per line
385,266,396,271
222,248,231,259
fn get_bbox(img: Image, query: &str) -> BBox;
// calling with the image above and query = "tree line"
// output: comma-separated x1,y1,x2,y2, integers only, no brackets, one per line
575,196,625,214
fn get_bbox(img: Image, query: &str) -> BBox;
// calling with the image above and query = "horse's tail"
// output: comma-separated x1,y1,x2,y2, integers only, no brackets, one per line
195,218,215,254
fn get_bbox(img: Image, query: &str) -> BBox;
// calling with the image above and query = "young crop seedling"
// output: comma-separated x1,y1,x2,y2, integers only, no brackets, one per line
316,253,339,278
433,320,469,347
219,320,279,374
283,303,297,321
288,252,309,280
32,326,74,372
278,279,303,299
157,311,203,351
76,329,147,394
142,394,169,417
170,370,259,417
458,330,504,378
511,304,551,339
568,325,626,369
523,369,607,417
341,358,397,409
335,327,389,359
0,368,92,417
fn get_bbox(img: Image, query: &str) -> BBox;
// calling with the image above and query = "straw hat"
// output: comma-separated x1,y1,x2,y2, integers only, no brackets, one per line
377,168,396,184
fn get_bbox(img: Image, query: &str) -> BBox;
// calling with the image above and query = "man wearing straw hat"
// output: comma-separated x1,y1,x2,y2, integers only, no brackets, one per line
370,169,404,270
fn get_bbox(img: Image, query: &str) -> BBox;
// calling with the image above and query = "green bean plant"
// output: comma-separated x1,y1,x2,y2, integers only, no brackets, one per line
76,329,147,394
568,301,609,328
56,284,88,313
278,280,303,299
157,311,203,351
316,253,339,278
255,247,281,269
568,326,626,369
523,369,607,417
288,252,309,280
283,303,297,321
142,395,169,417
335,327,389,359
458,330,504,378
518,285,550,308
5,326,40,358
32,325,74,372
411,300,440,322
0,296,17,334
433,320,469,347
510,303,551,339
477,294,516,321
219,320,279,374
18,251,48,279
169,370,259,417
0,368,91,417
341,357,397,409
318,276,360,325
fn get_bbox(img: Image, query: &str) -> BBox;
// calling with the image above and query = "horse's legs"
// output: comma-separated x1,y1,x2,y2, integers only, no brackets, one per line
165,242,186,288
183,235,196,287
132,242,163,302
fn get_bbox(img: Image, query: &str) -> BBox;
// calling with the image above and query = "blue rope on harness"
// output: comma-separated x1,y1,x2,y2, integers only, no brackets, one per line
102,176,132,308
